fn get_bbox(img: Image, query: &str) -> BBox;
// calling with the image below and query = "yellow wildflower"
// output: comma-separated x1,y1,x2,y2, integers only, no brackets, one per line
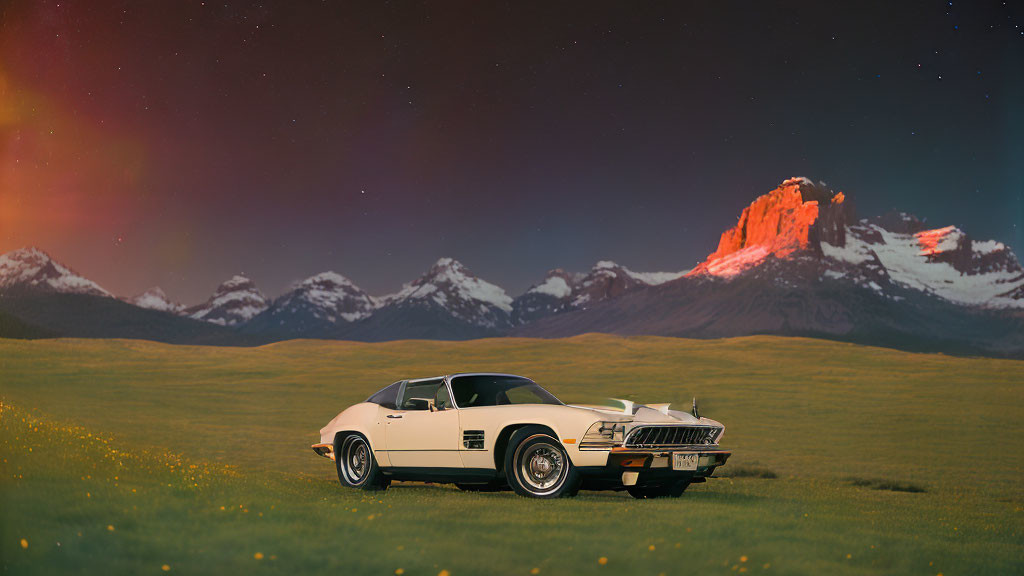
254,552,264,560
598,557,608,565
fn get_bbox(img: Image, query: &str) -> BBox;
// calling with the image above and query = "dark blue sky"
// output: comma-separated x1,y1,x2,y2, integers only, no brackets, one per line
1,1,1021,302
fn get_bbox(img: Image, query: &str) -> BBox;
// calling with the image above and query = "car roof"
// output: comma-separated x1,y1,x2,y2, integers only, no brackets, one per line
405,373,531,383
449,372,530,379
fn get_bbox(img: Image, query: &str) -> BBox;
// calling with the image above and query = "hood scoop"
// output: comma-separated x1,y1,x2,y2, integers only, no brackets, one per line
633,406,678,422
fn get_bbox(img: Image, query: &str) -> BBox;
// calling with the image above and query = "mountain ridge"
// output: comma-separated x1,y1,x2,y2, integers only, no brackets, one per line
2,177,1021,355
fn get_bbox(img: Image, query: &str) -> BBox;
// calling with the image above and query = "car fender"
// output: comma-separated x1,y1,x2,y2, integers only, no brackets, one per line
457,404,611,469
319,402,388,464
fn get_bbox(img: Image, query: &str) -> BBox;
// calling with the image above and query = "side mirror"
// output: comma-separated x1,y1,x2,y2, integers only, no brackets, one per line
428,399,437,412
692,397,700,419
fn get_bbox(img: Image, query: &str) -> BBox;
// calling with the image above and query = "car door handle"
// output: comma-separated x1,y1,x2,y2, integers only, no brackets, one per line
386,414,403,419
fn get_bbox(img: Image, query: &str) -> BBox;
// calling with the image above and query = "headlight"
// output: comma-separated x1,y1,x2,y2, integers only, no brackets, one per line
579,421,626,450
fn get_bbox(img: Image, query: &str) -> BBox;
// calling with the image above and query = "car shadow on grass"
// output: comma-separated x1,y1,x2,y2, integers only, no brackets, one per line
353,480,771,505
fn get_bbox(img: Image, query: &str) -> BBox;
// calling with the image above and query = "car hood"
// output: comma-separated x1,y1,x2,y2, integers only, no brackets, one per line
567,400,716,426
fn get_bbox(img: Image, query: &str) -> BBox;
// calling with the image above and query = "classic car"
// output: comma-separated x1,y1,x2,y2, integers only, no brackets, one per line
312,373,730,498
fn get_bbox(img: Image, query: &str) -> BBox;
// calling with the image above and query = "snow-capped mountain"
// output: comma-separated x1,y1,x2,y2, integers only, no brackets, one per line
511,269,580,324
379,258,512,329
2,176,1021,356
128,287,185,314
511,262,688,324
822,220,1024,309
331,258,514,341
0,247,111,297
186,275,269,326
684,177,1024,310
572,261,688,307
0,250,243,344
276,272,377,322
518,177,1024,356
244,271,377,336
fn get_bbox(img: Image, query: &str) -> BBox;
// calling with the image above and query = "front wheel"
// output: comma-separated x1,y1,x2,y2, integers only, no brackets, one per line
335,433,389,491
505,426,581,498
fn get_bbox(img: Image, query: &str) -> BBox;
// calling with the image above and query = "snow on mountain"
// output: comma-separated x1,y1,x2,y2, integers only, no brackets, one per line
822,223,1024,309
572,261,688,307
596,261,690,286
0,247,111,297
528,273,573,299
511,262,689,324
382,258,512,328
624,268,691,286
186,275,268,326
512,269,580,324
265,271,377,324
686,178,1024,310
129,287,185,314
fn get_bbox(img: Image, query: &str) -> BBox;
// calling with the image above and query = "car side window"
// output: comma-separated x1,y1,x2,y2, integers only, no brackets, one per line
366,381,402,410
399,379,443,411
435,384,453,410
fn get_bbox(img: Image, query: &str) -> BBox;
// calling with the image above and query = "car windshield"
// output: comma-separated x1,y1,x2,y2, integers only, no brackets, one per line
450,375,562,408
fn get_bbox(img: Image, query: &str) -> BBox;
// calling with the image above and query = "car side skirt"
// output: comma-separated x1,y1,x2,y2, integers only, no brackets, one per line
379,467,500,483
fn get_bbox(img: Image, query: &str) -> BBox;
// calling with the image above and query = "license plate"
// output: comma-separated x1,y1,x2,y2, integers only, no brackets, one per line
672,453,699,471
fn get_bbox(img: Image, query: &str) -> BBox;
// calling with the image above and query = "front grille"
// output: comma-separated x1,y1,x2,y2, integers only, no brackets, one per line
462,430,485,450
625,426,720,448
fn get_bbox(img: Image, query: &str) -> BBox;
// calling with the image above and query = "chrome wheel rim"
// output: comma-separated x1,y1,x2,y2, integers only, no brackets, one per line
342,436,369,485
517,440,567,494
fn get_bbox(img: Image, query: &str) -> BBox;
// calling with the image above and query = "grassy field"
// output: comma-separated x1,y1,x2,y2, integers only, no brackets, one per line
1,334,1021,575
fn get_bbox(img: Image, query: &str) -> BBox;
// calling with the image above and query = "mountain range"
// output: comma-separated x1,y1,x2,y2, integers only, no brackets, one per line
2,177,1021,356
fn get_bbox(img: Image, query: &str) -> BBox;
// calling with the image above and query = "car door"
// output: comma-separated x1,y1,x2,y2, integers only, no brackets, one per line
384,378,463,468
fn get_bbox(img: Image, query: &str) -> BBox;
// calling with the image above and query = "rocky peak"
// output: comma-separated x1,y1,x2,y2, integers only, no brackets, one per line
572,261,649,307
512,261,689,323
915,226,1021,276
0,247,111,297
511,269,578,325
269,271,377,323
689,177,852,278
384,258,512,328
527,269,577,299
187,274,268,326
129,287,184,313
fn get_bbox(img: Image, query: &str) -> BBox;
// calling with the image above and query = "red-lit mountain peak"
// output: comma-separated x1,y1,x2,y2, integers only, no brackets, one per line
915,225,961,256
689,177,848,278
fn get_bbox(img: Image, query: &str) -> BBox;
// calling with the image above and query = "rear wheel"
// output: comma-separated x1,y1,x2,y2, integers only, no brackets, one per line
627,480,690,499
505,426,581,498
335,433,389,491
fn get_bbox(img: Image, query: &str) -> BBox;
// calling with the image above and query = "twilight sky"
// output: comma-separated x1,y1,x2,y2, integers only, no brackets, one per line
1,1,1021,304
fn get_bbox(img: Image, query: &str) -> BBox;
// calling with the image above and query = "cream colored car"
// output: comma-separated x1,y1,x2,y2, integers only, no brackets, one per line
312,373,730,498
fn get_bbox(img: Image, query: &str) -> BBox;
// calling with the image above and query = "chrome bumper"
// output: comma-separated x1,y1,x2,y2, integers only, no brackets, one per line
575,449,730,488
311,443,335,460
608,448,731,471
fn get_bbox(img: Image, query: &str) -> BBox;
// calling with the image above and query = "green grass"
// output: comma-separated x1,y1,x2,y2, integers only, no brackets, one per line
1,334,1022,575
